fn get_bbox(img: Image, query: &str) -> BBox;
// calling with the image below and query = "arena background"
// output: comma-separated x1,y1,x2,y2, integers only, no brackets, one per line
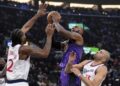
0,0,120,86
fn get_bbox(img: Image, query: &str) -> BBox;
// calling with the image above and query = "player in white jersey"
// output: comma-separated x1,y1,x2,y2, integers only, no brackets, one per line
65,49,110,86
0,4,55,86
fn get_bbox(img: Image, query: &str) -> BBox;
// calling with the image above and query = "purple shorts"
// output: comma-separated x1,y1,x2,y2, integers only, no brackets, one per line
60,70,81,86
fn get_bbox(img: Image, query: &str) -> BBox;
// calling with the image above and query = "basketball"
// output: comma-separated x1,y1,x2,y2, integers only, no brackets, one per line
47,11,61,24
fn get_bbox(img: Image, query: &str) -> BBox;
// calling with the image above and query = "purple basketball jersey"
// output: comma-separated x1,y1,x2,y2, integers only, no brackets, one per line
59,43,83,86
60,43,83,68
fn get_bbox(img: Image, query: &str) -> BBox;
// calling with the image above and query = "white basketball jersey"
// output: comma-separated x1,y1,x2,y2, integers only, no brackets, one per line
6,44,30,80
81,61,105,86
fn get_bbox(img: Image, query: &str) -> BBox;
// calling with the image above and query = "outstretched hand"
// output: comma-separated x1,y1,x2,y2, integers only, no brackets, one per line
37,4,48,17
52,17,58,23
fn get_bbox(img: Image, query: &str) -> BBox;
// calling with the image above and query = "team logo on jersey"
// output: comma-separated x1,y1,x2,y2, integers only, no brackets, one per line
8,51,17,60
83,68,94,73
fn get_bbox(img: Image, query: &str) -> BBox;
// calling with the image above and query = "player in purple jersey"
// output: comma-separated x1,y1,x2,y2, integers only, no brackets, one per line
53,17,84,86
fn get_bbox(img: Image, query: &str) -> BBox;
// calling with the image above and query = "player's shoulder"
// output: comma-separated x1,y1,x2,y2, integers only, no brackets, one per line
72,32,83,39
73,32,84,44
19,45,32,55
97,65,108,73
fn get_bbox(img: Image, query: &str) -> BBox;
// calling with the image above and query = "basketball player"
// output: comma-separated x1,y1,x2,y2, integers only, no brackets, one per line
65,49,110,86
3,4,55,86
52,17,84,86
0,2,47,75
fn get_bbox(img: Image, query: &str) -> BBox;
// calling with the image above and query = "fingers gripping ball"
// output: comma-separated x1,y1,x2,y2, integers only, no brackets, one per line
47,11,61,24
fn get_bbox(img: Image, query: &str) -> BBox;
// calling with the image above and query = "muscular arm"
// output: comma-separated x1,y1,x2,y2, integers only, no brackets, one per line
42,36,53,57
19,36,52,59
64,61,73,73
90,66,107,86
20,24,55,59
72,66,107,86
65,60,90,73
21,14,41,33
54,23,83,42
21,4,47,33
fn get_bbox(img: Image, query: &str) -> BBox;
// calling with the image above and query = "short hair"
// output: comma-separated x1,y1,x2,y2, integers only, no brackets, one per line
10,29,23,47
103,49,111,63
105,51,111,62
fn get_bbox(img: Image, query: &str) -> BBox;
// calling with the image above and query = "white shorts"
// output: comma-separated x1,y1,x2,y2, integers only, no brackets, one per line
5,82,29,86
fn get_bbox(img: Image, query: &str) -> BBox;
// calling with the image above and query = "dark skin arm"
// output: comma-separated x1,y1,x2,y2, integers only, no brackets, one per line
19,24,55,59
21,4,47,33
64,51,90,73
53,17,83,45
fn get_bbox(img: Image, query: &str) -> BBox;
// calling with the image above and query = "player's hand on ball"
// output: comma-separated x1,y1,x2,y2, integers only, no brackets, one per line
45,24,55,37
37,4,47,17
52,17,61,32
68,51,76,63
52,17,57,23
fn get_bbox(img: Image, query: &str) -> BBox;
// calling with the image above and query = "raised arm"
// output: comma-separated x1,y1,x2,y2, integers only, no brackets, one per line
21,4,47,33
54,22,82,41
19,24,55,59
53,18,83,43
71,66,107,86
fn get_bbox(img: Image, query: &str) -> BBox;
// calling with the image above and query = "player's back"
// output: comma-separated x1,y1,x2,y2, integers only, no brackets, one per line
6,44,30,81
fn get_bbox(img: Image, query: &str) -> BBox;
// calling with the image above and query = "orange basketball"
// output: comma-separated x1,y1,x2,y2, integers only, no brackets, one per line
47,11,61,24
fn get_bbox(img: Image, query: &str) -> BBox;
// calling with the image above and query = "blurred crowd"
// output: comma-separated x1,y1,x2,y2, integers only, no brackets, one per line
0,1,120,86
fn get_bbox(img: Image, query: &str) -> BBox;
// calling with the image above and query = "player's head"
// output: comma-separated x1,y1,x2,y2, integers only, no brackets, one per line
10,29,26,46
71,26,84,35
94,49,110,63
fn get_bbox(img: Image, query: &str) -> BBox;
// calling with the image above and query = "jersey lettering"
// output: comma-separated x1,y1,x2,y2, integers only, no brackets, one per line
7,59,13,72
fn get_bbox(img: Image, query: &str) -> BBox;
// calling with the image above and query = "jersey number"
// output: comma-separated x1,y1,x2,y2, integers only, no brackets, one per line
7,59,13,72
